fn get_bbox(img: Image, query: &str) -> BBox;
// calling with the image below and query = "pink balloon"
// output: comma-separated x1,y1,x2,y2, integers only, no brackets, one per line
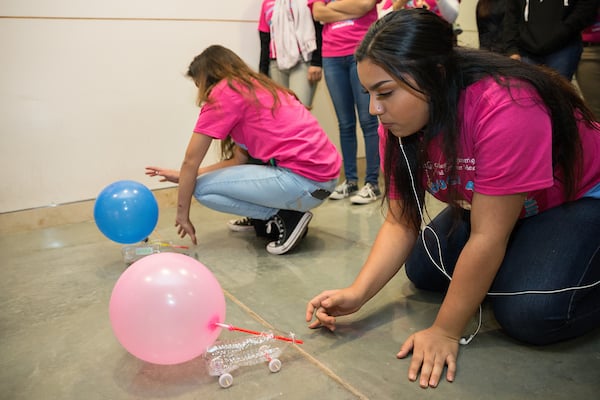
109,253,226,365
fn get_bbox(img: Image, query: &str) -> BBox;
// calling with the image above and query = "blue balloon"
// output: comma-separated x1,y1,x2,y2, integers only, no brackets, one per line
94,180,159,244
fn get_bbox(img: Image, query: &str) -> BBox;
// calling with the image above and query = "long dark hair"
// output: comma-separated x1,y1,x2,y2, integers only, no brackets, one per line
355,9,594,231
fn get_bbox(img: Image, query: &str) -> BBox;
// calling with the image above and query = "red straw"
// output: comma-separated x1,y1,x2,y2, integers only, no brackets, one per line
215,322,303,344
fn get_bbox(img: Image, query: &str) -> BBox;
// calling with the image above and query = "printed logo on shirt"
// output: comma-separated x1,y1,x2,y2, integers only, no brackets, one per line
331,20,356,29
523,198,539,217
424,157,476,195
455,157,476,172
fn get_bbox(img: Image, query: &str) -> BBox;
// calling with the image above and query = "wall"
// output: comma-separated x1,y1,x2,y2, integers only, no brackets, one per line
0,1,268,213
0,0,479,214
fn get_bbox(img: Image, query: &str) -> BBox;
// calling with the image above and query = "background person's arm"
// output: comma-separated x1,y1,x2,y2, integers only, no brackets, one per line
311,0,377,23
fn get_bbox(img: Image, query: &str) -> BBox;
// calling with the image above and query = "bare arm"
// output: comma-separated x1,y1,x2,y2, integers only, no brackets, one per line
198,145,249,175
312,0,377,23
433,193,524,341
145,144,249,183
175,133,214,244
398,192,525,388
306,200,418,330
391,0,409,11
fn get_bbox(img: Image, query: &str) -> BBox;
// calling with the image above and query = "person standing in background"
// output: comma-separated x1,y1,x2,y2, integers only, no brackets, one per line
476,0,506,54
379,0,406,17
225,0,324,235
381,0,460,23
308,0,383,205
259,0,323,108
380,0,461,43
504,0,599,80
576,9,600,119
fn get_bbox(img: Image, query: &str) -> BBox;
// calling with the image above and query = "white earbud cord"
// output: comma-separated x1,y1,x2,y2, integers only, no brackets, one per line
398,137,600,344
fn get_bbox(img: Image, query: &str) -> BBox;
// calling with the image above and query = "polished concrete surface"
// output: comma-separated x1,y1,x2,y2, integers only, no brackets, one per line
1,196,599,400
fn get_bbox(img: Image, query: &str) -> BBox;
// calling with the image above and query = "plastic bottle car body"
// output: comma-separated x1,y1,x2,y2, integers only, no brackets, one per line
204,332,283,388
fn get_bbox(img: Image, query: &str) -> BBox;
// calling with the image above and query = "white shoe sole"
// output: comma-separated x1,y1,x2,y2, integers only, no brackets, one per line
350,195,380,204
266,212,313,255
328,192,355,200
227,220,255,232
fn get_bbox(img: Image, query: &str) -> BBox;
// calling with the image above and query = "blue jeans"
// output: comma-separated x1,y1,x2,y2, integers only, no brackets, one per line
521,38,583,80
576,44,600,118
322,55,380,185
405,198,600,345
193,165,338,220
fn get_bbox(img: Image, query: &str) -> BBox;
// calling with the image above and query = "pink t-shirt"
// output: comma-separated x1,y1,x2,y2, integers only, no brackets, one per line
258,0,277,59
193,80,341,182
582,12,600,43
307,0,381,57
258,0,275,33
381,77,600,218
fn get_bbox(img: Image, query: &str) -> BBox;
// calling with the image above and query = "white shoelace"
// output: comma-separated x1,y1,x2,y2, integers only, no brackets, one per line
266,216,284,243
356,184,377,198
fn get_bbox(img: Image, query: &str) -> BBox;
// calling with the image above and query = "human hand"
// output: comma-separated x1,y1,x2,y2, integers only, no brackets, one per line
305,288,363,331
396,326,460,388
509,54,521,61
175,214,197,245
392,0,410,11
145,166,180,183
307,66,322,83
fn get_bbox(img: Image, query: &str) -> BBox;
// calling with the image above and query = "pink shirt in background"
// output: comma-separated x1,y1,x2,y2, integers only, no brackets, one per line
193,80,341,182
582,12,600,43
307,0,381,57
259,0,277,58
258,0,275,33
380,77,600,218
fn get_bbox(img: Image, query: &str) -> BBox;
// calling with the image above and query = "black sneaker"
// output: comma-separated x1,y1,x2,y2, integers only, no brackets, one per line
227,217,255,232
252,218,280,240
227,217,280,240
265,210,313,255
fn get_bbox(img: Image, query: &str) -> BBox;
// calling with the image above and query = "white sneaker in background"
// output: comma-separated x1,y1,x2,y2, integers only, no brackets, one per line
350,183,381,204
329,180,359,200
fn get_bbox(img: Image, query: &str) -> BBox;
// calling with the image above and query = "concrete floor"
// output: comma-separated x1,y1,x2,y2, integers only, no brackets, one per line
1,196,599,400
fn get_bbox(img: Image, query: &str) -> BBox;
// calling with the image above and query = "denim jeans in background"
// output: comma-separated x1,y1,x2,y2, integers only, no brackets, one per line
193,164,338,220
576,43,600,118
521,38,583,80
322,55,380,185
404,198,600,345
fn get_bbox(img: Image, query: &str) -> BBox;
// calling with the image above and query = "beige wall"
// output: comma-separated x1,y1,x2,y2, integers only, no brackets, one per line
0,0,479,214
0,1,268,213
